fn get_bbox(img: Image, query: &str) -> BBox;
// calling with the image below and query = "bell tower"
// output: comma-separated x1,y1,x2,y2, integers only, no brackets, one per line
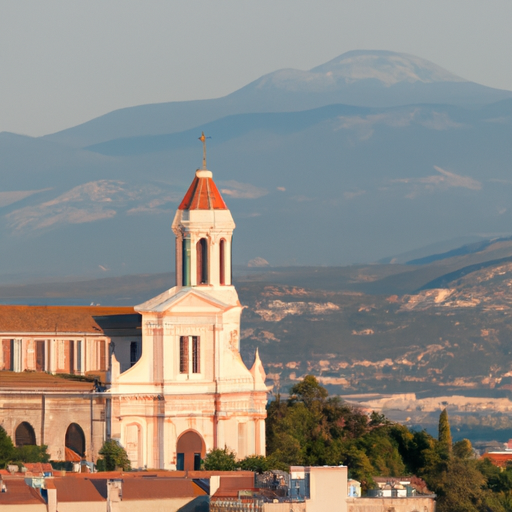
172,132,234,289
172,168,234,288
109,133,268,470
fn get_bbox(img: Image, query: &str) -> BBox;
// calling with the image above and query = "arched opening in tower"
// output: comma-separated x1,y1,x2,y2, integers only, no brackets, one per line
220,238,226,285
15,421,36,446
176,430,206,471
196,238,208,284
65,423,85,461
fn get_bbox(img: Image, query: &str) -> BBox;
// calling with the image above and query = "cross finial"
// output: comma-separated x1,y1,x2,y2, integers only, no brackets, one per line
198,131,210,169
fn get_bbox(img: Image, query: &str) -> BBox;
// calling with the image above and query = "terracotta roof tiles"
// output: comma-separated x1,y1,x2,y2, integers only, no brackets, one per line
122,478,206,500
53,477,104,502
0,372,95,390
0,305,136,334
0,479,46,505
178,173,227,210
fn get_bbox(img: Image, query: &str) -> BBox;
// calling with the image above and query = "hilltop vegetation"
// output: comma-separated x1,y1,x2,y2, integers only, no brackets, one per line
204,376,512,512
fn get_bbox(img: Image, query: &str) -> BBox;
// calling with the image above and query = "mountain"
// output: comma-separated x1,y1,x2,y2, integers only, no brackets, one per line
43,50,512,148
2,50,512,282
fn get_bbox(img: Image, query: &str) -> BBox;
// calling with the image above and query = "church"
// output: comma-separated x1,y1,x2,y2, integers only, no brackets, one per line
0,144,268,470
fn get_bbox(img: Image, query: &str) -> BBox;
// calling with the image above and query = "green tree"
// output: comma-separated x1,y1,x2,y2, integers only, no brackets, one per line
430,459,505,512
453,439,473,460
202,447,237,471
0,427,14,469
266,375,405,486
14,445,50,463
288,375,328,408
438,408,452,455
238,455,270,473
97,439,131,471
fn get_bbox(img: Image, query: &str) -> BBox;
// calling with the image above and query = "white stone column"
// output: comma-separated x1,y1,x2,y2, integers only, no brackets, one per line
13,339,23,372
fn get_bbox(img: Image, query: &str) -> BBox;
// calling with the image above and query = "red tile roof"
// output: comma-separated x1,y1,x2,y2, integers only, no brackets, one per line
0,305,136,334
23,463,53,476
178,173,227,210
122,478,206,500
65,447,82,462
481,452,512,467
0,478,46,505
53,477,104,502
0,372,95,390
49,476,205,502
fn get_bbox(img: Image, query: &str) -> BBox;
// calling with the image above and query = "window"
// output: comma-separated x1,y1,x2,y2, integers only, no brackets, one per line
196,238,208,284
179,336,200,374
192,337,200,373
35,340,45,371
76,340,81,373
130,341,141,367
1,339,13,371
180,337,189,373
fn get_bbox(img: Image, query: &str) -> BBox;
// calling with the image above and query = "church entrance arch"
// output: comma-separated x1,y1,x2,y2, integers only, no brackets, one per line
176,430,206,471
65,423,85,460
15,422,36,446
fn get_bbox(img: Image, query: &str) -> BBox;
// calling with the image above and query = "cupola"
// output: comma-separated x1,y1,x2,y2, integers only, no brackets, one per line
172,133,235,288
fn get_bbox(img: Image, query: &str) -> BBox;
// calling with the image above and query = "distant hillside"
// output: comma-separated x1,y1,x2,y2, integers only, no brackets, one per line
2,50,512,282
3,238,512,402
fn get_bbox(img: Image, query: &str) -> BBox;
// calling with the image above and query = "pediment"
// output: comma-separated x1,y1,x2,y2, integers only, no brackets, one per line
137,288,229,314
165,290,227,314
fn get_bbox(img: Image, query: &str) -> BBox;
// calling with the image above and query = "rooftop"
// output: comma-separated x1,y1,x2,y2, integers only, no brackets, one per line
0,478,46,505
178,169,228,210
0,305,137,334
0,371,95,391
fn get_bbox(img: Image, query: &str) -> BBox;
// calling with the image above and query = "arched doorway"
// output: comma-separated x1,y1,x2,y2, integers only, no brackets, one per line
176,430,206,471
15,422,36,446
65,423,85,461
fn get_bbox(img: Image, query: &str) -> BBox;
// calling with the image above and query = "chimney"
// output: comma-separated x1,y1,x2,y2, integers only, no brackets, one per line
107,479,123,512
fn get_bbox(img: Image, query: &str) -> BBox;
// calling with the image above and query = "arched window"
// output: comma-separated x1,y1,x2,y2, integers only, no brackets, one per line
65,423,85,459
196,238,208,284
15,422,36,446
219,239,226,285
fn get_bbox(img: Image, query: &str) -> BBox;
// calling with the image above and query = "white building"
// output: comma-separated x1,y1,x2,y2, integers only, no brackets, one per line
0,152,268,470
108,161,268,470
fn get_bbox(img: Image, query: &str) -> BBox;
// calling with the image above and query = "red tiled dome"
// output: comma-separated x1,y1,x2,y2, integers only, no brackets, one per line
178,170,228,210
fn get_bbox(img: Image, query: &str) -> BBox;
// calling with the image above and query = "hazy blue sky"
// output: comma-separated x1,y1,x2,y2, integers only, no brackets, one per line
2,0,512,136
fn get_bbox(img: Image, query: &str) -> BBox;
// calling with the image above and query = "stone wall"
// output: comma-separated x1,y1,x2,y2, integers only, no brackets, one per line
0,391,107,462
347,497,436,512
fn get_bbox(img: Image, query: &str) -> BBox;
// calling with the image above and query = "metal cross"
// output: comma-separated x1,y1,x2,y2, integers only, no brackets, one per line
198,131,211,169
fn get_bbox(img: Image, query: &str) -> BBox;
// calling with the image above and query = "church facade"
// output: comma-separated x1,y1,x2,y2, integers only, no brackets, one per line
0,159,268,470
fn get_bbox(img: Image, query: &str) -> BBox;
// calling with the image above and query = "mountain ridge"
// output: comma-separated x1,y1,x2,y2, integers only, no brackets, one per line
42,50,512,148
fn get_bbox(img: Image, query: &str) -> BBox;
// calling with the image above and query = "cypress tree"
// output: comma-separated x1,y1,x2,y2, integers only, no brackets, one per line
438,408,452,454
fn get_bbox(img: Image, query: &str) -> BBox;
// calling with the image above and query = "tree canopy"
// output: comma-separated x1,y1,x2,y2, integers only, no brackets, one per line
97,439,131,471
